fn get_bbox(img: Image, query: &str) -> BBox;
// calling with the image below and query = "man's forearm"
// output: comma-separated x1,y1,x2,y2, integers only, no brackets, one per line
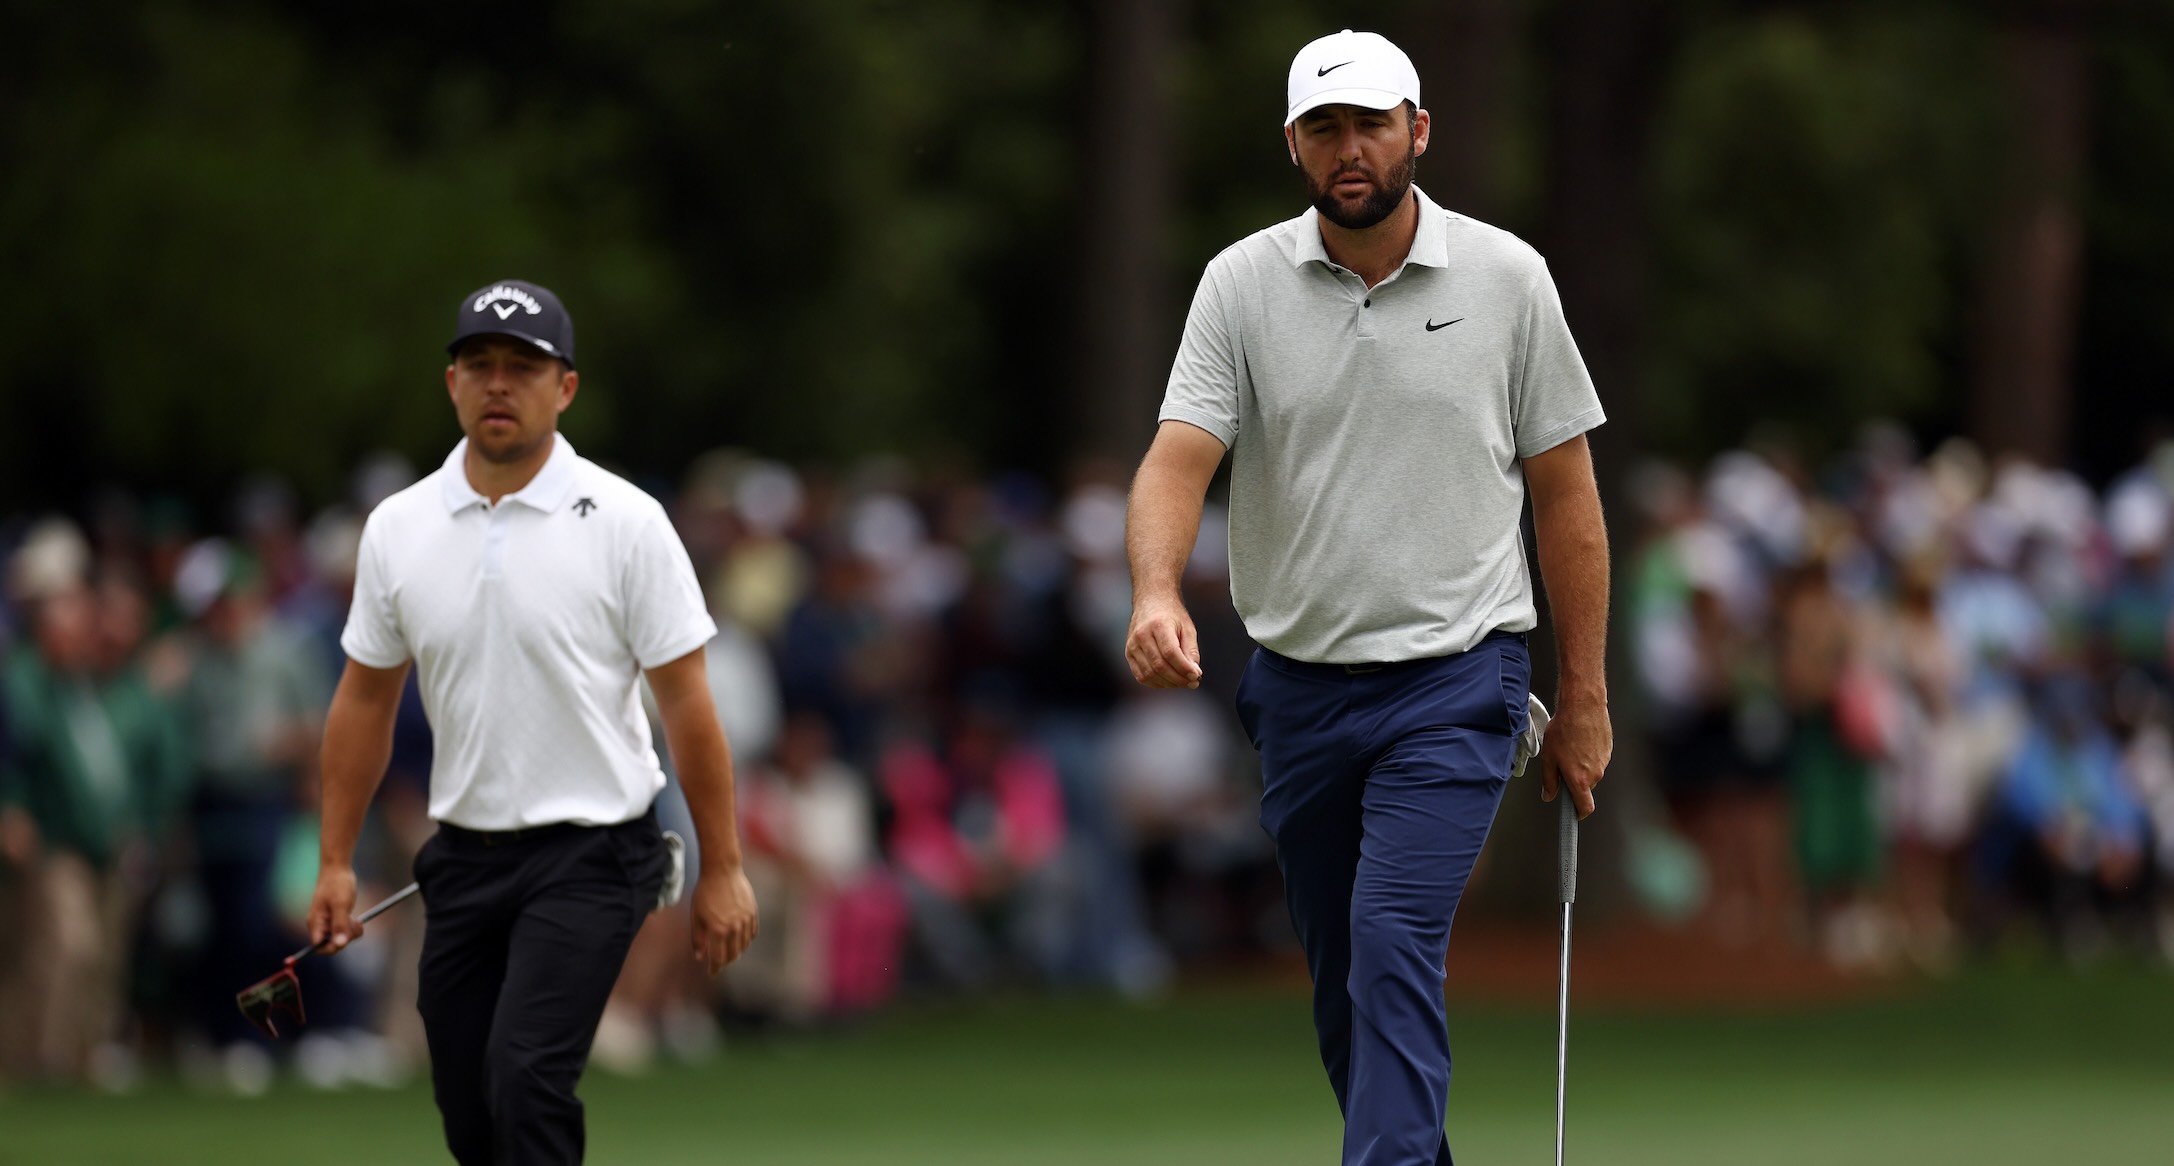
1126,458,1208,603
665,710,742,872
1532,481,1611,701
319,692,394,869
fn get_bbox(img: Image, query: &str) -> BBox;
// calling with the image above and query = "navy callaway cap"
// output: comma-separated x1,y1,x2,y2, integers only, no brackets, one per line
447,279,576,368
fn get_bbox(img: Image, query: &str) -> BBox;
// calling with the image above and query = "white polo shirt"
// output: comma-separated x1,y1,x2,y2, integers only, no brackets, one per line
341,435,717,830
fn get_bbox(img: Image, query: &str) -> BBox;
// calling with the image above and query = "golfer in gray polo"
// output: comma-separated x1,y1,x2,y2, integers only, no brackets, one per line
1123,29,1613,1166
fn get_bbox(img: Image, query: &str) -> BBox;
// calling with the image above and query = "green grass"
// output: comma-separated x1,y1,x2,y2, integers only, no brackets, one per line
4,963,2168,1165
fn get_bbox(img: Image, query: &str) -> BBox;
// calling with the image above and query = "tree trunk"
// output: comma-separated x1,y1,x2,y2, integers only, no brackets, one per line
1412,0,1523,225
1476,0,1670,922
1075,0,1179,466
1537,0,1667,474
1969,5,2091,467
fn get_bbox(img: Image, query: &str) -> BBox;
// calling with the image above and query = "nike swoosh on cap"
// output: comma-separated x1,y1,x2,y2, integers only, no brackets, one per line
1317,61,1353,76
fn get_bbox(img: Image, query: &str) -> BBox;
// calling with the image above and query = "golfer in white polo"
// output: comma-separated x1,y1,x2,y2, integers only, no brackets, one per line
307,280,758,1165
1124,31,1613,1166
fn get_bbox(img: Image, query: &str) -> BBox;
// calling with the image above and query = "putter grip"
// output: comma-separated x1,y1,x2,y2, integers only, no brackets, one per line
1558,793,1579,905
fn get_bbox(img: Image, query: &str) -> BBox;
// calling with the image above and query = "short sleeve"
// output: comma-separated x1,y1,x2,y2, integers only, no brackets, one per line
621,503,719,671
1157,261,1241,448
1512,258,1607,459
340,510,411,668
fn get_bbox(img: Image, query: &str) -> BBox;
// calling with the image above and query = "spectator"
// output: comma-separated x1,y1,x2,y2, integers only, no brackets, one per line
172,539,332,1090
1876,556,1975,969
1781,544,1891,969
728,712,904,1023
1639,509,1796,952
12,427,2174,1088
1976,675,2153,958
885,699,1071,989
0,521,180,1083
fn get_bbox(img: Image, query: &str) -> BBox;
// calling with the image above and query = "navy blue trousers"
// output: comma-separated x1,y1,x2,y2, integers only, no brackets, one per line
1236,633,1529,1166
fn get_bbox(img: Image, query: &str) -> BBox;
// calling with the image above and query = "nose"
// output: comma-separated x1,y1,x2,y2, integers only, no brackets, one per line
1336,121,1368,167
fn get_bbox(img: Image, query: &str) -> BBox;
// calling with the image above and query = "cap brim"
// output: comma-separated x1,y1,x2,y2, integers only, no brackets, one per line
1284,87,1407,126
446,329,573,368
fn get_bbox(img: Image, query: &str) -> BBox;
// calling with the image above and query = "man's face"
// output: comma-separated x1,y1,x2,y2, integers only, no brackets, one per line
1286,103,1429,230
445,337,578,464
32,587,98,673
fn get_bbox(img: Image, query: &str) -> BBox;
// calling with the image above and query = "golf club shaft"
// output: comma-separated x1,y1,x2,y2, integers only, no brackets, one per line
281,881,420,964
1556,793,1578,1166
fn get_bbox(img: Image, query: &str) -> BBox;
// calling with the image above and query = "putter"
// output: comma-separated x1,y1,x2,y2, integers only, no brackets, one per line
1516,695,1575,1164
235,881,419,1039
1555,786,1579,1166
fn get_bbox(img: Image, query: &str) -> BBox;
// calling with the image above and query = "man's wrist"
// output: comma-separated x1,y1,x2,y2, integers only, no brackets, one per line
1133,582,1185,610
1555,673,1608,708
699,843,744,875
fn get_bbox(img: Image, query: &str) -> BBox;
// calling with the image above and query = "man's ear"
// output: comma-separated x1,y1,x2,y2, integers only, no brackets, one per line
1411,106,1431,159
1284,125,1298,166
557,368,580,414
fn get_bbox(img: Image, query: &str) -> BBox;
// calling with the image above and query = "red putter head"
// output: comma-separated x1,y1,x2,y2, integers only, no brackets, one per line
234,966,307,1039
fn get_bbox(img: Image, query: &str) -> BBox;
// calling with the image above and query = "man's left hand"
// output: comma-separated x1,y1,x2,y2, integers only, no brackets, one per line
691,865,758,976
1539,697,1612,819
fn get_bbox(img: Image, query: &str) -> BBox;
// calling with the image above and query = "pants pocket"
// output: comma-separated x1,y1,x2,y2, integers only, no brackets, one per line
1497,640,1532,737
602,824,667,899
1234,650,1264,749
411,831,441,891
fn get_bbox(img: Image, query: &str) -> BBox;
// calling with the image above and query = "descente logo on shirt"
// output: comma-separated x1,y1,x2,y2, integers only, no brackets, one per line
473,285,544,321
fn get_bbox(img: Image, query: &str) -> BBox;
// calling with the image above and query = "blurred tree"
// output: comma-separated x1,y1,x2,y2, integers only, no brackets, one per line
1076,0,1180,465
1411,0,1526,227
0,5,666,506
2075,0,2174,477
1968,0,2093,465
1644,5,1998,461
4,0,2171,517
0,0,1083,510
1536,0,1672,476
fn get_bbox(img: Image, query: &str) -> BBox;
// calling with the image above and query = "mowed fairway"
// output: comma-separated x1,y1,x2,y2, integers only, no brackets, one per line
3,964,2166,1165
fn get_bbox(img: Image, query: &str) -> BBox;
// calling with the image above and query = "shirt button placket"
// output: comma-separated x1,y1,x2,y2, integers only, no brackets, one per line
482,505,510,581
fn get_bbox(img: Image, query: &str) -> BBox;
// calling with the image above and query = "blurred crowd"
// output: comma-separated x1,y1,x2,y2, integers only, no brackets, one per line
0,450,1280,1093
8,425,2173,1094
1630,426,2174,972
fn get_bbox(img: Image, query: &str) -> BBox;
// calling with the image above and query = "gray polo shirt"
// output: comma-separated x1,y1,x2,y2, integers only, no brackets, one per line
1159,187,1604,664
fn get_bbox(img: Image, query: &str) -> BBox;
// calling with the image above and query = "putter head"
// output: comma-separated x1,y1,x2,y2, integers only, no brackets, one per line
656,830,687,911
235,962,306,1039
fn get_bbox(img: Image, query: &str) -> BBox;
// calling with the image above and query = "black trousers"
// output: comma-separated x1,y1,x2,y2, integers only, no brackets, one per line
414,810,666,1165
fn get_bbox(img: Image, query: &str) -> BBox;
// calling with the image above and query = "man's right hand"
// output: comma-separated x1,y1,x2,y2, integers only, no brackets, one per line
308,866,363,953
1126,594,1204,689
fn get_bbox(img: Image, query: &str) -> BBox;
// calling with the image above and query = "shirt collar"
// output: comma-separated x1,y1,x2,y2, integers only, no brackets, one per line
1406,186,1452,269
1290,185,1453,272
437,434,580,515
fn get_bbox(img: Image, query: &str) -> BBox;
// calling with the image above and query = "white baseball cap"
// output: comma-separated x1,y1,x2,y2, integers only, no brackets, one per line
1285,29,1420,127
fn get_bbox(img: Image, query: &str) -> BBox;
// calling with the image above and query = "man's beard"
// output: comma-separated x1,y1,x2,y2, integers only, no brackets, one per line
469,420,550,465
1305,143,1417,230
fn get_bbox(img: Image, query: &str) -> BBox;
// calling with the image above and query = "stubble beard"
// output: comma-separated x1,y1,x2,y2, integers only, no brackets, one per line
468,418,550,466
1306,142,1417,230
